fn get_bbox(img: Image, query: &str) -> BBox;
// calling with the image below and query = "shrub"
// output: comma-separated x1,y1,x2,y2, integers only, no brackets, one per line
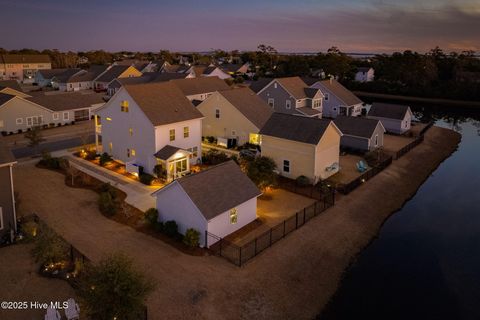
1,131,7,136
139,173,155,185
153,164,166,179
21,221,39,242
245,156,278,191
39,152,63,169
202,149,229,165
99,183,117,200
296,175,310,187
183,228,200,247
99,152,112,166
31,223,69,265
164,220,178,238
85,150,98,160
144,208,159,225
98,191,116,216
206,136,216,144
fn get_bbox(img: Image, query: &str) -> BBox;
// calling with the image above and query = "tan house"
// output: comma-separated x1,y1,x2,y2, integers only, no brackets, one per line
197,87,272,146
260,113,342,184
93,65,142,91
0,54,51,83
0,80,31,99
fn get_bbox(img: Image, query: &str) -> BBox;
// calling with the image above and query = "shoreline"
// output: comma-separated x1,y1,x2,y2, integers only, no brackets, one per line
353,91,480,108
313,126,462,318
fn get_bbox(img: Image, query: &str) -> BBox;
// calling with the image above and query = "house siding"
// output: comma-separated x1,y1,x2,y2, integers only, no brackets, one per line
257,81,297,115
155,182,208,246
0,165,15,238
368,114,411,134
310,82,362,118
197,92,260,145
315,124,341,180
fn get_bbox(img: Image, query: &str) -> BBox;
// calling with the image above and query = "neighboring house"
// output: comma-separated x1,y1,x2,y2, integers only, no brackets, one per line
94,82,203,179
59,65,110,92
255,77,323,118
106,72,188,97
0,80,30,99
0,143,17,243
27,91,105,122
219,63,250,76
333,116,385,152
93,65,142,91
170,77,231,104
0,93,66,134
309,79,363,118
197,87,273,146
259,113,342,184
0,54,51,83
355,67,375,82
367,103,413,134
35,69,79,87
152,160,261,247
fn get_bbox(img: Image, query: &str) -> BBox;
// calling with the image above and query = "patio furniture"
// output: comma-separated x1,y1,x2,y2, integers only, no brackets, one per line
359,160,368,171
356,162,366,173
44,307,61,320
65,298,80,320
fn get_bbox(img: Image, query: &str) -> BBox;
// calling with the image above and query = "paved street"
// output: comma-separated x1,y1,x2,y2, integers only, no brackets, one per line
11,135,95,158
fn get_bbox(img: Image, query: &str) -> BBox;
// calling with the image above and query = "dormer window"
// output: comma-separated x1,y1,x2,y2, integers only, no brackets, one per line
121,100,129,112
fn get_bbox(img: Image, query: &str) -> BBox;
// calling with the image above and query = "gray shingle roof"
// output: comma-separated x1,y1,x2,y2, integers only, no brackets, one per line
296,107,322,117
0,93,16,107
154,145,183,160
276,77,309,99
67,65,110,83
122,82,203,126
333,116,382,138
26,92,105,111
95,65,136,83
0,80,22,92
259,113,333,145
170,77,230,96
249,78,273,93
368,103,411,120
175,160,261,220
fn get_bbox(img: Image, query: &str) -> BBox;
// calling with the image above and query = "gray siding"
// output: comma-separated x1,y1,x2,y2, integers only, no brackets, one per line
257,82,297,115
340,136,369,151
0,165,15,238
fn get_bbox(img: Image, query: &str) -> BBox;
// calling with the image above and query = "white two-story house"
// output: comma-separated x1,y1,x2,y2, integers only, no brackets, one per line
94,82,203,181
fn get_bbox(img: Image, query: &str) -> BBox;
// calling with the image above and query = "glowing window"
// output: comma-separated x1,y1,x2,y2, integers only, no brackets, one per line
169,129,175,141
183,126,189,138
230,208,238,224
121,100,129,112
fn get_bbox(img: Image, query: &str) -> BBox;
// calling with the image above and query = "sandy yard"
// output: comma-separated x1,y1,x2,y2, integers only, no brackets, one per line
328,153,367,186
0,243,76,320
7,126,460,320
383,133,416,153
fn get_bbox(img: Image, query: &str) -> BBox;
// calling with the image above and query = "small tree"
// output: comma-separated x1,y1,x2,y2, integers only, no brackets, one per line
99,153,112,166
164,220,178,238
245,156,277,191
77,253,156,320
98,192,116,216
25,126,46,155
183,228,200,247
144,208,158,225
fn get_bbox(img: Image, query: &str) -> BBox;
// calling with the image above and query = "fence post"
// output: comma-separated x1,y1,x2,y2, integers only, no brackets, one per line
295,212,298,229
239,247,242,267
204,231,207,248
283,220,286,237
303,208,306,224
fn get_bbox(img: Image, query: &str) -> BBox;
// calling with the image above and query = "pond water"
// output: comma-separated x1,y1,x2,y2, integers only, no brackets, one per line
319,105,480,320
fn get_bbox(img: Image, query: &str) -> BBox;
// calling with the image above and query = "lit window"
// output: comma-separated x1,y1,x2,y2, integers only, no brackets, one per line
169,129,175,141
215,109,220,119
109,142,113,153
230,208,238,224
121,100,129,112
184,126,189,138
16,118,23,125
131,149,136,156
129,128,133,136
283,160,290,173
106,117,112,121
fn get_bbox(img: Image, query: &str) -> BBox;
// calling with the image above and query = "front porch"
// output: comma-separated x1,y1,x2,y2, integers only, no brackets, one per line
153,145,191,182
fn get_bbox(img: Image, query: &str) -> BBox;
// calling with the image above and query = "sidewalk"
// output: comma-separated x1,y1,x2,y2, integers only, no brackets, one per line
65,154,158,212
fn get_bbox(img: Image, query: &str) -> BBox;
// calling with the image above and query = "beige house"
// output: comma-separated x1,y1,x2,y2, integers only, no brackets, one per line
260,113,342,184
0,54,51,83
0,80,31,99
197,87,272,146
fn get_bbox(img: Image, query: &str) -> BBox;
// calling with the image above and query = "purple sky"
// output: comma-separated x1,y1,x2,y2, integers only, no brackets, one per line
1,0,479,53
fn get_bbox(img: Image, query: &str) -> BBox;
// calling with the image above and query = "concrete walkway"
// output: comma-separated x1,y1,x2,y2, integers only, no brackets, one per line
66,155,157,212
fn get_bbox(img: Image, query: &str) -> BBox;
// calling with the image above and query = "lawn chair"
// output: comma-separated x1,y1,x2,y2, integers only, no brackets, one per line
356,162,366,173
65,298,80,320
359,160,368,171
44,307,61,320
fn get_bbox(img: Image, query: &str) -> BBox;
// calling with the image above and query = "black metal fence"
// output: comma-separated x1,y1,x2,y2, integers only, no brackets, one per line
336,155,393,195
276,176,332,201
206,190,335,266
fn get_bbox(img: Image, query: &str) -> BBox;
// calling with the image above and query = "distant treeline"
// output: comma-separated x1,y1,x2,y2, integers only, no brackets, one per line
2,45,479,101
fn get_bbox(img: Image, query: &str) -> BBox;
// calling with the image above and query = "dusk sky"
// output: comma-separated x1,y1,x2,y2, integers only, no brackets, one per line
1,0,479,53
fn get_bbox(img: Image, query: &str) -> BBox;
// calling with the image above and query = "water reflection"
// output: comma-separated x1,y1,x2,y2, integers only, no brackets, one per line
319,105,480,320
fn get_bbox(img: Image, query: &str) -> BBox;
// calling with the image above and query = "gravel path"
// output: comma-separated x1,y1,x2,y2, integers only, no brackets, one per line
11,126,460,320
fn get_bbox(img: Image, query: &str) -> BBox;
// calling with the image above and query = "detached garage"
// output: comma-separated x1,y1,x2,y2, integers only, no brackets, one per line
152,160,261,247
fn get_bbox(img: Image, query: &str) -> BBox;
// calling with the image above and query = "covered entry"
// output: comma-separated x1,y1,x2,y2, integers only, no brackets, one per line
154,145,191,182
